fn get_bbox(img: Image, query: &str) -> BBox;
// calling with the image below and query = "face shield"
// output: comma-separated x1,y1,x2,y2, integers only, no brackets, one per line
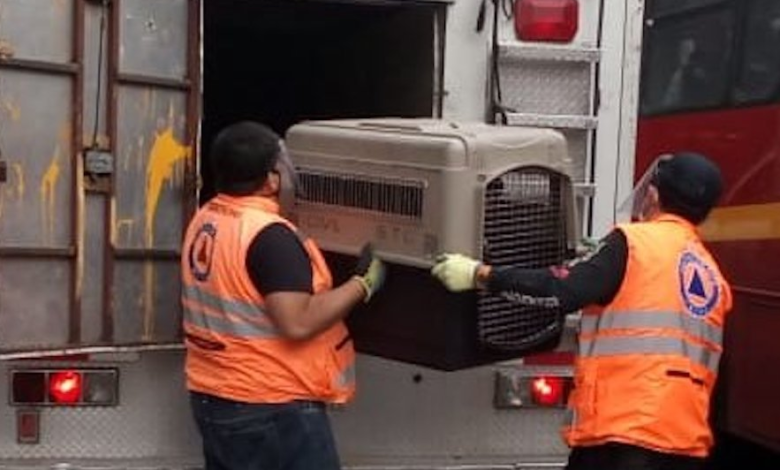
274,140,304,215
616,154,672,222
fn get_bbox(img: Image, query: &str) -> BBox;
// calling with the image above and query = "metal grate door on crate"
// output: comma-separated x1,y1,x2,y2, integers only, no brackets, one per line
477,167,568,352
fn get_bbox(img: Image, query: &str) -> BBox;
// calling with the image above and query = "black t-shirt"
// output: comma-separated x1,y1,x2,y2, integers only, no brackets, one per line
486,229,628,312
245,223,314,296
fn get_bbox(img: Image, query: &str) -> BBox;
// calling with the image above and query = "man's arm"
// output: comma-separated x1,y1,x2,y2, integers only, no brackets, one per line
247,224,367,341
264,285,365,341
475,229,628,312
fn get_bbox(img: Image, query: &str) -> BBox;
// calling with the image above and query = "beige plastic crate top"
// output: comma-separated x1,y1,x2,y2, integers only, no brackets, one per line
286,118,577,267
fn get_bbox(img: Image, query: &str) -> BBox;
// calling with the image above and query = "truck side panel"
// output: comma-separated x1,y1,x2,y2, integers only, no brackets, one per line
0,0,200,353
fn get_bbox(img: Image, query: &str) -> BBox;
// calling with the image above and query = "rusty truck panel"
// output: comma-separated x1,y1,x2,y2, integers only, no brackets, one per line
0,0,200,354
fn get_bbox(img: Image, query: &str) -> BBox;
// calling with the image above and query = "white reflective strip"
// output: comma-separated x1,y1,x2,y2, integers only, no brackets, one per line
182,284,278,338
184,306,279,338
335,363,356,389
182,284,267,322
580,311,722,345
579,336,721,373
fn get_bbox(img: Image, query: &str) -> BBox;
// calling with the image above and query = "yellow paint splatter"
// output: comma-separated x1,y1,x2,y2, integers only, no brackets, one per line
139,127,190,341
145,127,190,246
40,149,61,243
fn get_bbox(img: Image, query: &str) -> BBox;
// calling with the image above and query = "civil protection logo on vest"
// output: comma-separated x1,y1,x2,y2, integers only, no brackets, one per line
189,222,217,282
678,251,719,318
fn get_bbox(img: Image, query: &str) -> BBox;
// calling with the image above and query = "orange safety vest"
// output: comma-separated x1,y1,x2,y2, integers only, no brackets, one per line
180,194,356,404
563,214,732,457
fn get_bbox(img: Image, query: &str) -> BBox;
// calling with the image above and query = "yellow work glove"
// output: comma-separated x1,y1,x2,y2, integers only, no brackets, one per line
353,243,386,302
430,253,482,292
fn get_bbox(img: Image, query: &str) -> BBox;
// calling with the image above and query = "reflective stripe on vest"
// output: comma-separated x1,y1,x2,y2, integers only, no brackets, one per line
337,363,356,389
183,288,279,340
579,335,721,373
579,310,722,373
580,310,723,345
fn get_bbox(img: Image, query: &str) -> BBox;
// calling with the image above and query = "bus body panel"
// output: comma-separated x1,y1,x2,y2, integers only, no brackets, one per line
636,0,780,456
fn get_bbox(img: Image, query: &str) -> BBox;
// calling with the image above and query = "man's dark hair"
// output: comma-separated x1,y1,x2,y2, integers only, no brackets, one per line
210,121,281,196
653,151,724,225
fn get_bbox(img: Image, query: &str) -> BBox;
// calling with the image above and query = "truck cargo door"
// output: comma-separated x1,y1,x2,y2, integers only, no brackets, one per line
0,0,201,355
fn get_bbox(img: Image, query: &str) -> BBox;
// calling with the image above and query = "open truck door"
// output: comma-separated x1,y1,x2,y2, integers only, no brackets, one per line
0,0,201,357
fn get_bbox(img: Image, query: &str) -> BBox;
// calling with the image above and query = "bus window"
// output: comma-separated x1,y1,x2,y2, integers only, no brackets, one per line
733,0,780,104
641,8,734,115
648,0,726,18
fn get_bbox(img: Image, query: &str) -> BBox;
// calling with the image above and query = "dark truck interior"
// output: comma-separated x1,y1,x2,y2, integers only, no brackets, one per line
202,0,443,201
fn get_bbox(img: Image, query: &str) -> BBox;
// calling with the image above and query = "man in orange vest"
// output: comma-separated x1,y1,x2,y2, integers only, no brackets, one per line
181,121,385,470
432,152,731,470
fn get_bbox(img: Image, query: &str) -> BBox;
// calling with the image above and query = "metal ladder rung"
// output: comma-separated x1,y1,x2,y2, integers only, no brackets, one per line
498,43,601,63
573,182,597,198
504,113,598,130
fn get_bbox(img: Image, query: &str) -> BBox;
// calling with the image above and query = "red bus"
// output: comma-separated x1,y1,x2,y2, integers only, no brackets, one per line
636,0,780,466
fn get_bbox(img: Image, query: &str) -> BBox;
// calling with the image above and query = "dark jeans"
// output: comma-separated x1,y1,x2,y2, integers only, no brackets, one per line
190,392,341,470
566,443,706,470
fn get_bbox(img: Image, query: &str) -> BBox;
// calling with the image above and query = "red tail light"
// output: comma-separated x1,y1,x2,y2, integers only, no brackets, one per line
531,376,565,406
49,370,82,404
515,0,579,43
12,368,118,406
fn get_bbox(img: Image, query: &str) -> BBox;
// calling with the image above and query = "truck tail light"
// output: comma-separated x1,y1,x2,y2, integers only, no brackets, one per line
515,0,579,43
494,370,573,408
49,370,82,404
11,368,118,406
530,376,566,406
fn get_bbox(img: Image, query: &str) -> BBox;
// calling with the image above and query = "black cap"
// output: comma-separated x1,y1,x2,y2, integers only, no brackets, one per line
210,121,281,195
653,152,723,224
